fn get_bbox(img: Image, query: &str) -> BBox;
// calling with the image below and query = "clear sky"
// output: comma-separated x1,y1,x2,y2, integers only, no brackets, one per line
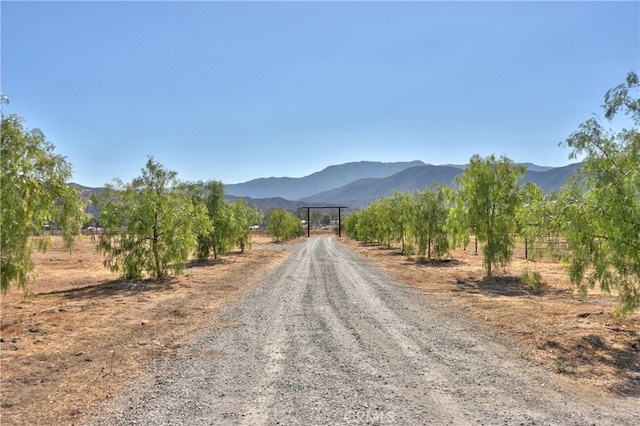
2,1,638,187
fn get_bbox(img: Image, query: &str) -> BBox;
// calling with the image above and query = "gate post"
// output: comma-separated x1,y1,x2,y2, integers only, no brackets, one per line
300,205,348,237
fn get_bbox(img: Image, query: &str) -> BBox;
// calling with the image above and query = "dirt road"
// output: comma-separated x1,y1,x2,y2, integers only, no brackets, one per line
86,237,639,425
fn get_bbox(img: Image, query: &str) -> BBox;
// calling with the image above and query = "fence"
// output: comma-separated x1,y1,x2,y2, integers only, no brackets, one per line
42,228,103,236
462,234,570,261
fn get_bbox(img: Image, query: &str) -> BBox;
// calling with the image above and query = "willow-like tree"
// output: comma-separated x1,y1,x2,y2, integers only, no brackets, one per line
186,182,263,260
556,71,640,315
361,192,411,251
386,191,412,253
449,154,526,277
188,180,233,260
267,208,302,242
344,208,377,244
94,158,208,279
409,185,450,261
1,102,86,295
231,198,263,253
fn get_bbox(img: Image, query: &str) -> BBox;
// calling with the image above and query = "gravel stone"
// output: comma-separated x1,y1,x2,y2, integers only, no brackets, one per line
85,237,640,425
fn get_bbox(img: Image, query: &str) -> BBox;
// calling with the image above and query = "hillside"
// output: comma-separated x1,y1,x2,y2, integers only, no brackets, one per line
300,165,462,209
224,160,425,200
444,162,555,173
298,163,582,210
69,183,106,217
224,196,341,213
520,162,582,193
73,161,582,215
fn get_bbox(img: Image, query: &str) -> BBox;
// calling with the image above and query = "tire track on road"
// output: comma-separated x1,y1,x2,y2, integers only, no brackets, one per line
85,236,640,425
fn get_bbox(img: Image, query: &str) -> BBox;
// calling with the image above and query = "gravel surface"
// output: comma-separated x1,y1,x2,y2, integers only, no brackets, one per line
86,237,639,425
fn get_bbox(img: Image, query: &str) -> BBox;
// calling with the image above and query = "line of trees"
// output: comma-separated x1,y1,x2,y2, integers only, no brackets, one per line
1,94,266,289
344,154,532,280
266,208,303,242
92,158,264,280
1,96,86,296
346,72,639,315
1,72,638,313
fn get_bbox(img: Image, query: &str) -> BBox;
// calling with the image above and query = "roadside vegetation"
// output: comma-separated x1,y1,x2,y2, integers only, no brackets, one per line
1,96,263,286
1,72,639,315
345,71,640,316
266,208,304,242
1,95,86,296
91,161,264,280
1,75,638,425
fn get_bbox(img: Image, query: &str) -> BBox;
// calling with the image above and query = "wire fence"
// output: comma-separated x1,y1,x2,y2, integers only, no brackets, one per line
462,234,570,261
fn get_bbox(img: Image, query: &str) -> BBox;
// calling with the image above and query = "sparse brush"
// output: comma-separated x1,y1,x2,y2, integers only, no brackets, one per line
522,270,542,292
520,345,535,360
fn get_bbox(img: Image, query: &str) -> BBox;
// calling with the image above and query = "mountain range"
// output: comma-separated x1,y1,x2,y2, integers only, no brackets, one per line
224,161,426,201
224,160,582,212
73,160,582,215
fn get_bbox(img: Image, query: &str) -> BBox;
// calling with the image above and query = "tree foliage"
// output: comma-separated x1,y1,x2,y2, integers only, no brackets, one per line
347,192,411,250
343,207,374,244
267,208,302,242
409,185,450,260
384,191,412,253
231,198,263,253
93,158,208,279
345,186,451,261
449,154,526,276
186,182,263,260
1,106,85,294
555,71,640,315
187,180,230,260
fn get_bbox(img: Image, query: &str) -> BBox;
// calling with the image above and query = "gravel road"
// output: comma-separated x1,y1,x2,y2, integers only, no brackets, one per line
87,237,639,425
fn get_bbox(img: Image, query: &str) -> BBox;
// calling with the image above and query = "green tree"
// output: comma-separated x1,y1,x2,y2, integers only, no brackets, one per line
1,105,85,294
514,182,547,260
267,208,302,242
363,192,410,251
186,180,231,260
352,206,379,244
556,71,640,315
210,200,235,258
388,191,412,253
362,201,385,244
343,210,359,238
94,158,207,279
186,183,263,260
449,154,526,276
409,185,450,260
231,198,263,253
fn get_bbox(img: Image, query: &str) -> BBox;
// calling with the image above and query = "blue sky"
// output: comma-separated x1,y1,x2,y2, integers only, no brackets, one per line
2,1,638,187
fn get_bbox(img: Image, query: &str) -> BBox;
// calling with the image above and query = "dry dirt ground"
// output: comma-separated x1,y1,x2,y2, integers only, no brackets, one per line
342,238,640,397
1,233,639,425
1,234,294,425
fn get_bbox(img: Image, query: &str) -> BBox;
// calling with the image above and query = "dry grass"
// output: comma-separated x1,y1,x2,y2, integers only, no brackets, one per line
342,237,640,397
1,233,638,425
0,235,293,425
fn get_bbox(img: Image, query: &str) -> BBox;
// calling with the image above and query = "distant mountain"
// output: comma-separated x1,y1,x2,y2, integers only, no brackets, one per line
73,161,582,216
224,195,342,214
301,165,462,209
299,162,582,210
521,162,582,193
443,162,555,172
224,160,426,200
69,183,106,217
70,183,105,198
519,163,556,173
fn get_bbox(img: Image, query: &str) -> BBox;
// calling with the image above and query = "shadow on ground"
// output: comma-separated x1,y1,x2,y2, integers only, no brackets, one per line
545,332,640,397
